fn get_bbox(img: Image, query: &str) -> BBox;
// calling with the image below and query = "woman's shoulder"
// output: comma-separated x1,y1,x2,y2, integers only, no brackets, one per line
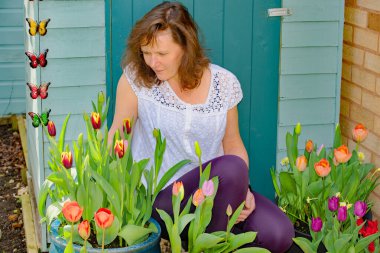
210,64,239,81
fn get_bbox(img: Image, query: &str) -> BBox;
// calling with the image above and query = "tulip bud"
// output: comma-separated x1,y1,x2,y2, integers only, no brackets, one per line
47,120,56,137
328,196,339,212
61,151,73,169
314,158,331,177
62,201,83,223
358,152,365,163
354,201,367,218
280,157,289,166
311,217,323,232
352,123,368,143
226,204,233,217
91,112,101,130
172,181,184,201
95,208,114,229
305,140,314,153
296,155,307,172
192,189,205,207
201,180,215,196
153,128,159,138
98,91,105,105
337,206,347,222
114,140,124,158
123,118,132,134
194,141,202,158
295,122,302,135
334,145,352,164
78,220,90,240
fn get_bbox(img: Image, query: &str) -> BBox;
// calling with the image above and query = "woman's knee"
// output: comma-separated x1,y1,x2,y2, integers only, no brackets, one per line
210,155,249,188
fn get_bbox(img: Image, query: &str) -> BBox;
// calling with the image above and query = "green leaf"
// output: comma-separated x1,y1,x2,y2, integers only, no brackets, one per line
279,172,297,195
156,209,173,232
118,223,156,246
334,234,352,252
179,213,195,234
192,233,224,253
64,236,73,253
355,232,380,252
270,167,281,197
333,124,342,148
226,232,257,251
37,180,53,217
286,132,295,167
234,248,271,253
227,202,245,233
95,216,120,246
292,237,317,253
58,114,71,153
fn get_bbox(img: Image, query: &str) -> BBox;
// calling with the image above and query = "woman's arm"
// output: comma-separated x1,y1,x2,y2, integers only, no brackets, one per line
222,106,249,167
108,74,138,145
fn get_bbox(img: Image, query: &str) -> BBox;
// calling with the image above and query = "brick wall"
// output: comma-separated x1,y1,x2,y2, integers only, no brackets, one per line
341,0,380,219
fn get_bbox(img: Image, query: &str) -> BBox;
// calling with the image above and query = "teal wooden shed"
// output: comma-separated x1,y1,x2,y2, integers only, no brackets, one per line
20,0,344,251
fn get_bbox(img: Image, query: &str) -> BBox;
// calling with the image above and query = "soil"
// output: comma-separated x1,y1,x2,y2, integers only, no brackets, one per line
0,124,27,253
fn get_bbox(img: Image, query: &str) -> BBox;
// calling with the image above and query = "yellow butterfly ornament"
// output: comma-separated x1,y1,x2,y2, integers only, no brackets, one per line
26,18,50,36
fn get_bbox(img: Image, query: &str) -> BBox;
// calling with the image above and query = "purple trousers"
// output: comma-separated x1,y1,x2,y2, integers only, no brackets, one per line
152,155,295,253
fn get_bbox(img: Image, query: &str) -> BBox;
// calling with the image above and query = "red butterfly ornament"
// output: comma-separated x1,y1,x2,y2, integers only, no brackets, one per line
26,82,51,99
25,49,49,68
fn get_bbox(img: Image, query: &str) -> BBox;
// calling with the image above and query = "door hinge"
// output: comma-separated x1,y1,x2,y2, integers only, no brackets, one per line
268,8,292,17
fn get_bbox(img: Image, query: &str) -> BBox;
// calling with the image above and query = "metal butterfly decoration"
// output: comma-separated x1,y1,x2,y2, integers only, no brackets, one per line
28,109,51,128
26,18,50,36
26,82,51,99
25,49,49,68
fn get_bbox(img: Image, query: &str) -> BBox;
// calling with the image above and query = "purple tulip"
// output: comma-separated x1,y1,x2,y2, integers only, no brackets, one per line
311,217,323,232
337,206,347,222
328,196,339,211
201,180,215,196
354,201,367,218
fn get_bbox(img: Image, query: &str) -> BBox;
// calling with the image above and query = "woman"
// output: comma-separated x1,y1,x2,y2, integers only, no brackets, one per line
109,2,294,252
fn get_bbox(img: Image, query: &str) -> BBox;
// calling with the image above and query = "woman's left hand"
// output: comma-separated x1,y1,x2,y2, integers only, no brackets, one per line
236,189,255,223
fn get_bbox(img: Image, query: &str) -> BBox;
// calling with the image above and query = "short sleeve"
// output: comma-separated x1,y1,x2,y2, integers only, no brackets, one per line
123,65,141,95
228,73,243,109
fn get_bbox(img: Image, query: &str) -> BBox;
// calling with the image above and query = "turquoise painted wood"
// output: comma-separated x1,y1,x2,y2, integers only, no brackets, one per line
107,0,282,199
0,0,25,116
277,0,345,168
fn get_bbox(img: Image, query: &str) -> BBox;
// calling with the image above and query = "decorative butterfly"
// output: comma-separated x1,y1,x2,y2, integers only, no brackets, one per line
25,49,49,68
28,109,51,128
26,82,51,99
26,18,50,36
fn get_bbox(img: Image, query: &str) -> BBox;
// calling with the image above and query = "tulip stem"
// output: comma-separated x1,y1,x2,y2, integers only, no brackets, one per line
102,228,105,253
341,163,345,192
198,157,202,181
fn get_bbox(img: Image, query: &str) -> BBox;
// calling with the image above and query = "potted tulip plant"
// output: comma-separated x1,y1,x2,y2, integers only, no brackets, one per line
38,91,190,252
271,122,380,253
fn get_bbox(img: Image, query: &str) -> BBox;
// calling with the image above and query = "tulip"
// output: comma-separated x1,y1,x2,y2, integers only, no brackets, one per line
358,152,365,163
328,196,339,211
295,122,302,135
114,140,124,158
153,128,159,138
95,208,114,229
295,155,307,172
334,145,352,164
91,112,101,130
78,220,90,240
123,118,131,134
316,144,324,156
311,217,323,232
337,206,347,222
192,189,205,207
354,201,367,218
368,242,375,253
280,157,289,166
305,140,314,153
172,181,184,200
352,123,368,143
61,151,73,169
98,91,105,105
201,180,215,196
314,158,331,177
62,201,83,223
194,141,202,158
226,204,233,216
47,121,56,137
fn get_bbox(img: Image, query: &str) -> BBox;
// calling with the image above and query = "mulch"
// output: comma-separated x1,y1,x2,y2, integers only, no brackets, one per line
0,124,27,252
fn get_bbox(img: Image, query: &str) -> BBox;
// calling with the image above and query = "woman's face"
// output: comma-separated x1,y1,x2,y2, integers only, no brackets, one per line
141,29,184,84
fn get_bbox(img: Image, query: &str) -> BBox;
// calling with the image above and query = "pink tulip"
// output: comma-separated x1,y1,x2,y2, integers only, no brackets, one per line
62,201,83,223
192,189,205,207
172,181,184,200
314,158,331,177
201,180,214,196
334,145,352,164
296,155,307,172
352,123,368,143
95,208,114,229
78,220,90,240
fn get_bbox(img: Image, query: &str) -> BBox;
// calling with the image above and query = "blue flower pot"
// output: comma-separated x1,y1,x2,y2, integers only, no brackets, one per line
49,219,161,253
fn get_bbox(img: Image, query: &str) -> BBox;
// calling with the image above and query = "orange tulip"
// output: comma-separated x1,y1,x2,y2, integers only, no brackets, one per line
123,118,132,134
305,140,314,153
91,112,101,130
314,158,331,177
78,220,90,240
114,140,124,158
352,123,368,143
192,189,205,207
334,145,352,164
62,201,83,223
61,151,73,169
296,155,307,172
47,121,56,137
172,181,184,200
95,208,114,229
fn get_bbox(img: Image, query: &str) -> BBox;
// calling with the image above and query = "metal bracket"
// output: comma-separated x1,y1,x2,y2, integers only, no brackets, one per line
268,8,292,17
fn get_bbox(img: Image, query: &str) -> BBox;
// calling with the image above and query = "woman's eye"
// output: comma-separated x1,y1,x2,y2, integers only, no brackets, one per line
158,53,167,56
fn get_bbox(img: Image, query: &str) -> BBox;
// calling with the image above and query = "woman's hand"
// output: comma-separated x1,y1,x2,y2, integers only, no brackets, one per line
236,189,255,223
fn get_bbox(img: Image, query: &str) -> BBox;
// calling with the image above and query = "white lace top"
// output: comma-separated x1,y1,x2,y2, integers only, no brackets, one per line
124,64,243,188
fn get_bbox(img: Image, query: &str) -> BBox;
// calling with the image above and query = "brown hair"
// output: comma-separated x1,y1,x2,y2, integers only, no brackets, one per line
121,1,210,89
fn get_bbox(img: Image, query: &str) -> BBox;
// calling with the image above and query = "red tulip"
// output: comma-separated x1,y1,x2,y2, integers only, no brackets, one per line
192,189,205,207
61,151,73,169
91,112,101,130
123,118,132,134
95,208,114,229
305,140,314,153
62,201,83,223
314,158,331,177
296,155,307,172
114,140,124,158
172,181,184,200
334,145,352,164
352,123,368,143
47,121,56,137
78,220,90,240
